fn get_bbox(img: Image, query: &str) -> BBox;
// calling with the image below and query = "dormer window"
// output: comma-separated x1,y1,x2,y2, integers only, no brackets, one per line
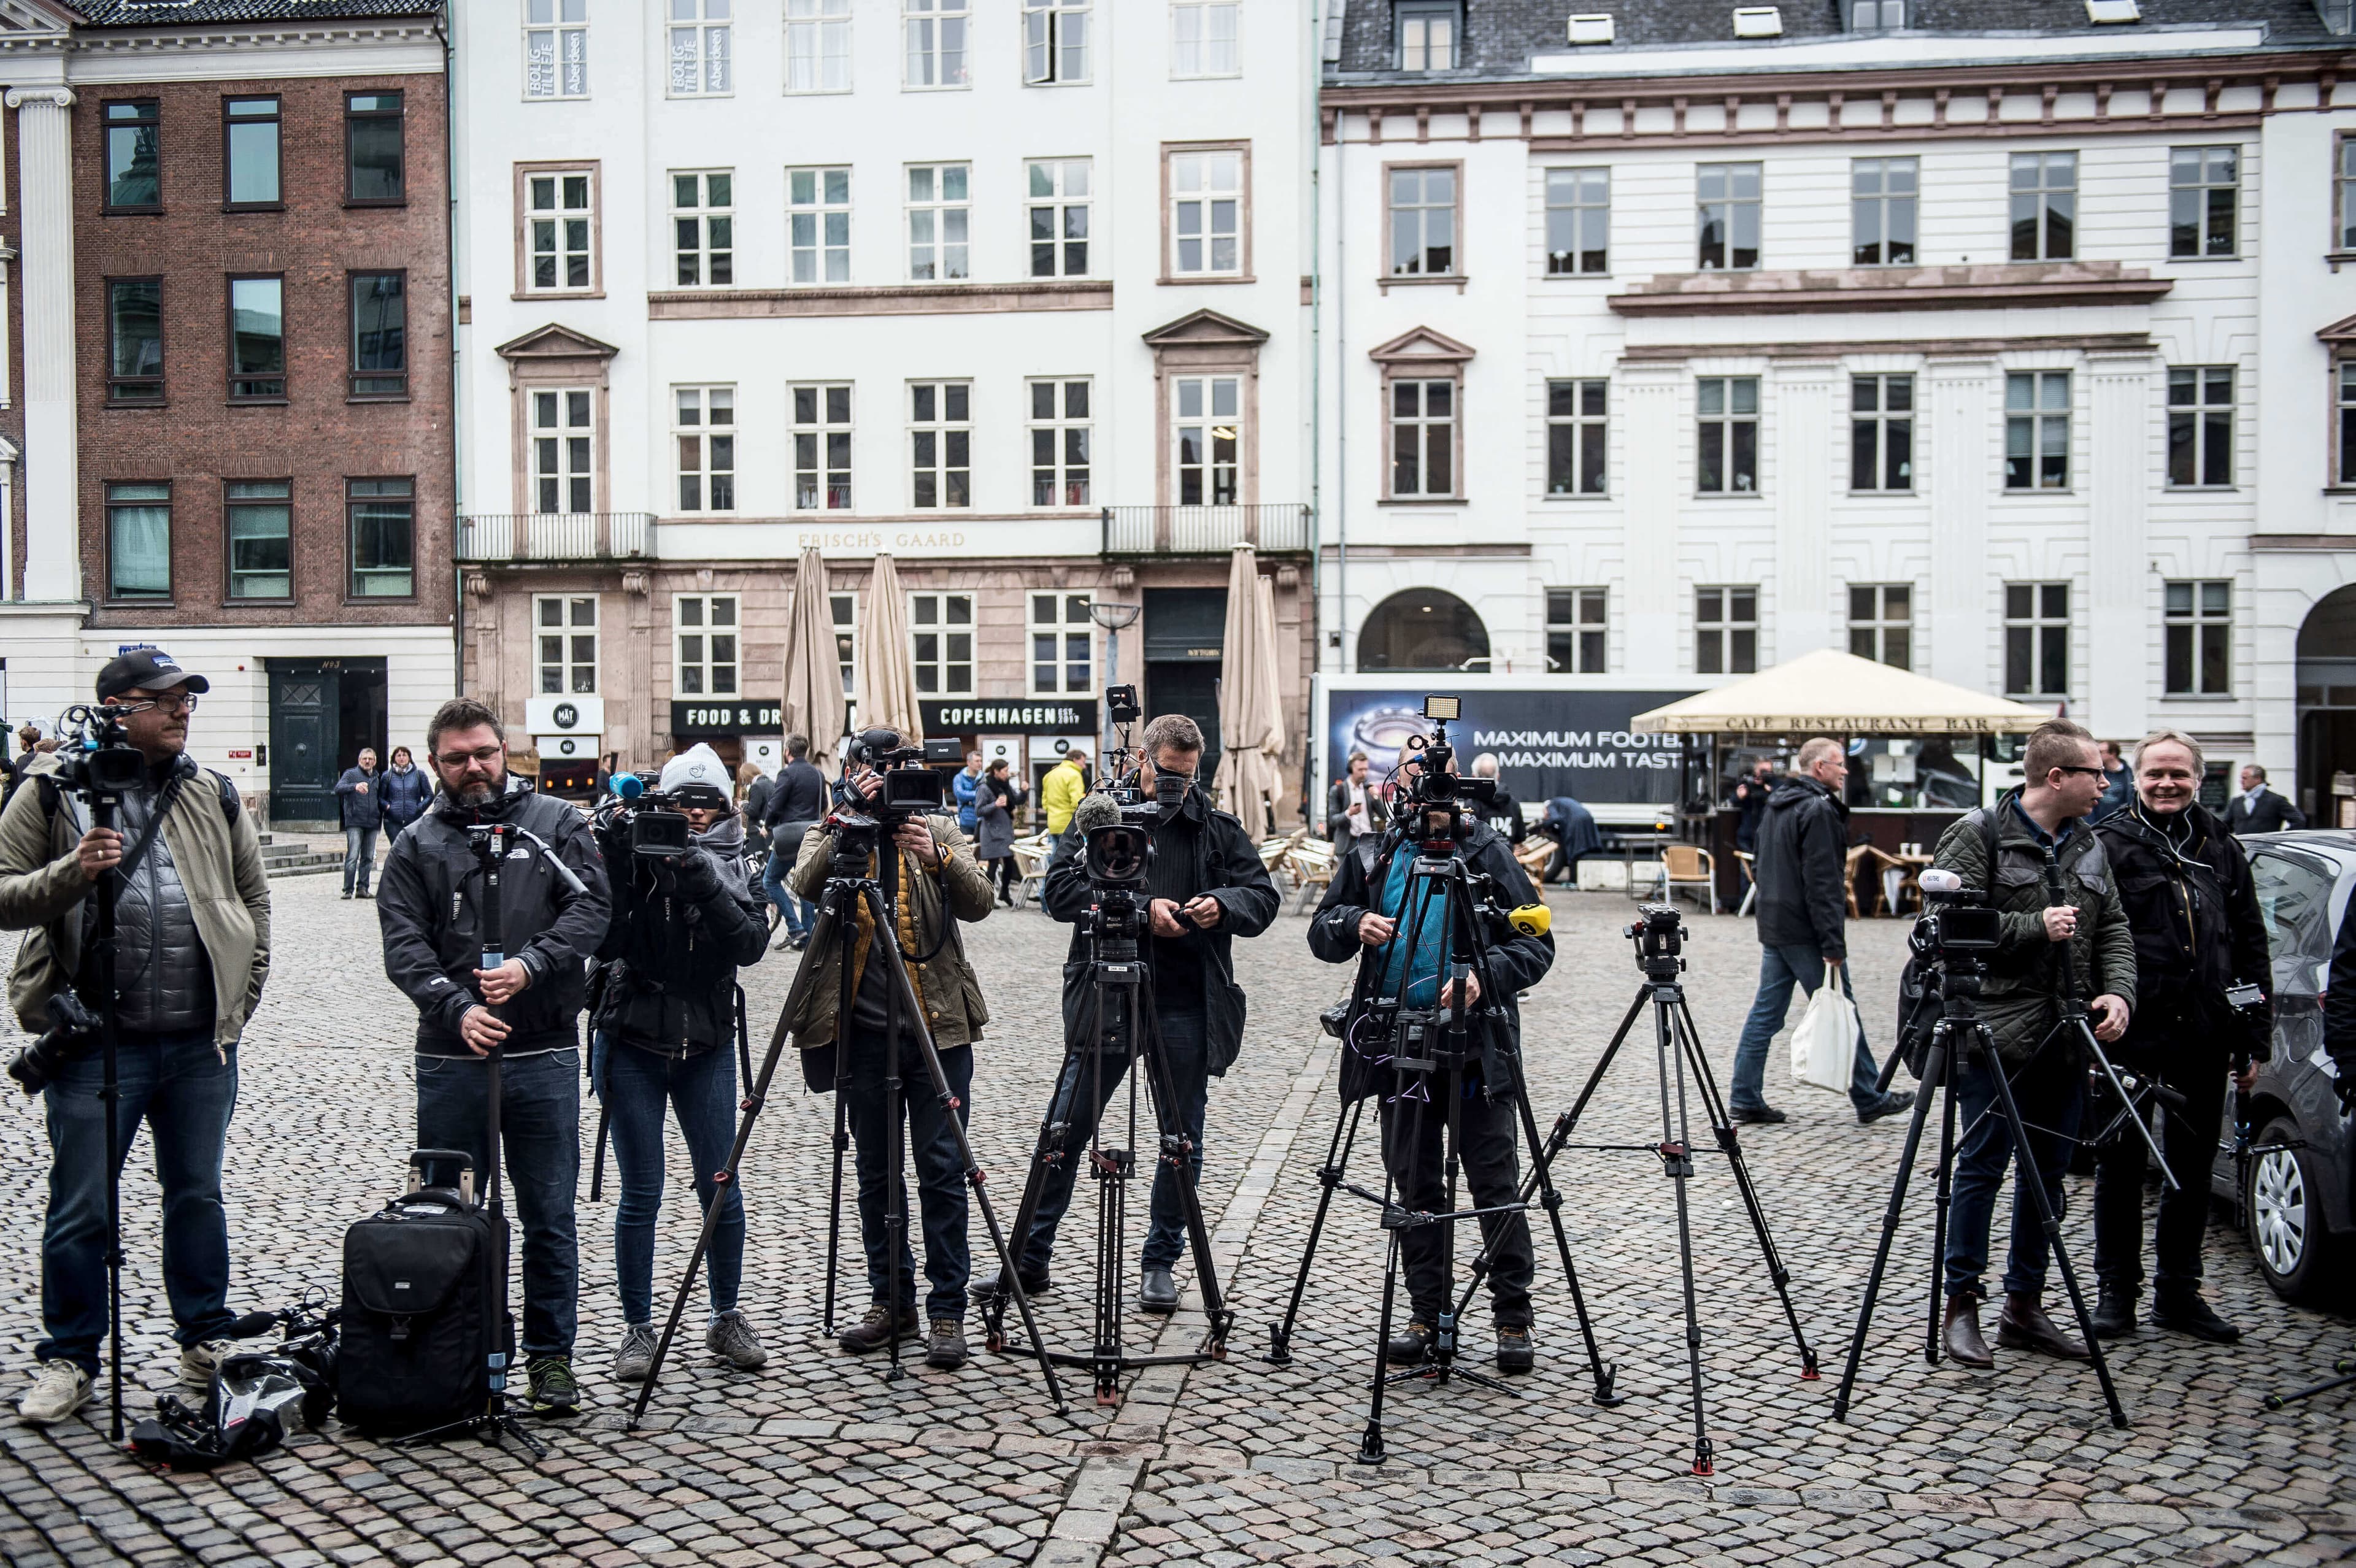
1396,1,1459,69
1732,6,1782,37
1850,0,1904,29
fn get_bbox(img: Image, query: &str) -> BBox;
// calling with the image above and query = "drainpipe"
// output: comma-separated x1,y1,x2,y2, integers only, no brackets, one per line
436,2,464,698
1307,0,1325,793
1333,93,1348,679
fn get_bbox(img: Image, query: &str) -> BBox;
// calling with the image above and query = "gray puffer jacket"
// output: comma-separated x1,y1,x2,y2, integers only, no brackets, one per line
101,769,215,1033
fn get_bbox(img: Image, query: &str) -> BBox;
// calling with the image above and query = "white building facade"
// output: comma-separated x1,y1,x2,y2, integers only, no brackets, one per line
1319,0,2356,820
452,0,1316,797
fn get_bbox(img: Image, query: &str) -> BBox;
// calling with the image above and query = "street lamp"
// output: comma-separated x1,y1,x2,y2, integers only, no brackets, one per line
1089,599,1141,759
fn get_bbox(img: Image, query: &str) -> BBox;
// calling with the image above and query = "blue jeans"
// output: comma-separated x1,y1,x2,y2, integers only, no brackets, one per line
594,1034,743,1326
415,1048,580,1357
844,1034,972,1321
1020,1009,1211,1275
1944,1047,2085,1301
1730,943,1890,1113
39,1027,238,1373
763,832,813,939
343,826,379,894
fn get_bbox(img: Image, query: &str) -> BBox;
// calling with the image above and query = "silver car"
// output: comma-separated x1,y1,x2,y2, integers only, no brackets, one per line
2216,831,2356,1300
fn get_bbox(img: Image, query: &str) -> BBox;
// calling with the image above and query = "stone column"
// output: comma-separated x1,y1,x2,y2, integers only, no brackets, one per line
2087,351,2157,740
1770,361,1839,660
1617,363,1682,677
7,88,76,604
1926,359,1996,693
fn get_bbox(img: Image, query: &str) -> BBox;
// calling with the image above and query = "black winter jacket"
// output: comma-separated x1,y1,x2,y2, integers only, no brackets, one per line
1754,773,1850,962
1308,817,1554,1105
1043,786,1280,1077
593,810,766,1058
2093,801,2273,1059
377,785,612,1056
763,759,828,829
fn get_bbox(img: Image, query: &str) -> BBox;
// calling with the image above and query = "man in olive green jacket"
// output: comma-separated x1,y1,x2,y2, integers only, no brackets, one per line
0,651,271,1426
1928,719,2133,1375
780,739,992,1369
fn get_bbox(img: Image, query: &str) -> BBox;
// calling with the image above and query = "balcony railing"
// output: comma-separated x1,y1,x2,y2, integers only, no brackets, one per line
456,512,653,563
1101,504,1309,555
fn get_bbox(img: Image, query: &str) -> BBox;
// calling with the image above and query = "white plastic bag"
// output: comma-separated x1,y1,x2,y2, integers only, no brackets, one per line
1790,965,1856,1094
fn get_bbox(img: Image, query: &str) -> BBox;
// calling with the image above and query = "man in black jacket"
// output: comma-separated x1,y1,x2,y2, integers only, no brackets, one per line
377,697,611,1416
761,733,829,949
995,714,1279,1313
1470,753,1526,843
1326,750,1388,871
2222,764,2306,836
2089,731,2270,1344
1728,737,1912,1126
1307,746,1555,1373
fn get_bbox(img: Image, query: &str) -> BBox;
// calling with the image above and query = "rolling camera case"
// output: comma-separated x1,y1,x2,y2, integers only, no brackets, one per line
336,1150,511,1439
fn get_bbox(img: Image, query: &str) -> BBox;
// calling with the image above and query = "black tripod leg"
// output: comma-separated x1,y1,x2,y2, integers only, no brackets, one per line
1137,989,1231,1350
1976,1036,2128,1429
1506,1086,1618,1405
2265,1359,2356,1410
1833,1037,1948,1422
1359,1137,1406,1467
1267,1097,1361,1366
1561,989,1650,1134
1652,993,1713,1476
1672,998,1816,1379
1925,1045,1960,1366
823,886,855,1338
982,1036,1085,1354
880,906,909,1385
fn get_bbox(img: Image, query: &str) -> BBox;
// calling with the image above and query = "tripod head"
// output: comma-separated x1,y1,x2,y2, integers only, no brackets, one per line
1627,904,1685,983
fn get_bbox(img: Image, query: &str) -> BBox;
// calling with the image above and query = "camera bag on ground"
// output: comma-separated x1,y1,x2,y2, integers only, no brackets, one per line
1895,804,2001,1075
336,1149,511,1440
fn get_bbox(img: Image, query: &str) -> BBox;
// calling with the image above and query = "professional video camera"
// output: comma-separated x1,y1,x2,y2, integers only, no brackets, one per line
53,702,146,797
826,727,945,866
1395,697,1496,830
6,991,102,1097
594,772,730,861
1910,869,2002,957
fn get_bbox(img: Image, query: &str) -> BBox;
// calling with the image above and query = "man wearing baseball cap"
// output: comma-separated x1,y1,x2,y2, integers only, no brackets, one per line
0,650,271,1425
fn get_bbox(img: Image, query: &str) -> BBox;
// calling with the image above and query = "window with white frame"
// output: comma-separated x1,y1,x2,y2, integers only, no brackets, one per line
1174,375,1241,504
1545,379,1606,496
1171,1,1238,77
1027,158,1091,277
2339,137,2356,252
1696,586,1758,675
671,170,732,286
1030,591,1093,695
1168,148,1242,276
1545,588,1606,674
2170,147,2239,259
1030,378,1091,505
2009,152,2076,261
907,163,970,282
2165,580,2230,696
525,169,595,292
1390,377,1455,498
524,0,589,99
1023,0,1090,84
2004,371,2070,490
788,167,852,283
667,0,730,96
2003,582,2068,696
2339,363,2356,485
910,592,975,696
794,383,853,509
1849,583,1912,671
909,382,971,509
1697,162,1761,271
537,594,598,694
785,0,850,93
1851,156,1917,266
1544,167,1608,275
674,386,734,513
1388,166,1457,277
905,0,969,87
676,593,739,696
2168,366,2233,488
1396,1,1457,69
1850,374,1914,491
532,388,594,513
1696,375,1759,494
831,592,857,698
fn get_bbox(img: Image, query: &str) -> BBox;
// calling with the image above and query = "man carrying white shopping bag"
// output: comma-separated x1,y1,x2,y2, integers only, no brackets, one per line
1727,736,1915,1126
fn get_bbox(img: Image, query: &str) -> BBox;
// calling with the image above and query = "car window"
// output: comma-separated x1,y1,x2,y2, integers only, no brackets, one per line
2249,850,2336,993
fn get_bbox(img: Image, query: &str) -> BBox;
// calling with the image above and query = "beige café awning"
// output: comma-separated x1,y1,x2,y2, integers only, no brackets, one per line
1630,648,2052,736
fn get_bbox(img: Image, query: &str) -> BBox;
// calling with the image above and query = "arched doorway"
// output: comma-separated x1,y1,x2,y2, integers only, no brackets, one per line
1358,588,1490,672
2297,585,2356,826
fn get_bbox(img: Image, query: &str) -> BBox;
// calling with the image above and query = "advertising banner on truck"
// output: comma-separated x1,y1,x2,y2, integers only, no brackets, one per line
1322,683,1699,807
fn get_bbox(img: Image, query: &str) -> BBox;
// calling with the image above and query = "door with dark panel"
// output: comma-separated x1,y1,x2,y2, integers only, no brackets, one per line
1141,587,1227,783
268,664,341,824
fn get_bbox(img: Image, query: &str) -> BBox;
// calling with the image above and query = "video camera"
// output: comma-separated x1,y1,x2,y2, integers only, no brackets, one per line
1911,869,2001,958
53,703,145,798
828,727,947,865
6,990,101,1097
596,773,728,861
1396,697,1496,829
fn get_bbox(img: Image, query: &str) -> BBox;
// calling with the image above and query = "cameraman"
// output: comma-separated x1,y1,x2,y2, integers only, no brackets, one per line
998,714,1279,1313
780,728,993,1370
1,651,271,1426
2088,731,2268,1344
1308,744,1555,1373
377,698,611,1417
1928,719,2134,1372
592,744,771,1382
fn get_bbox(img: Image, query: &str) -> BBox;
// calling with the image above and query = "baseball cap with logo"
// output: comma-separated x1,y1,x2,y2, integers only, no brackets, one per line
96,650,210,702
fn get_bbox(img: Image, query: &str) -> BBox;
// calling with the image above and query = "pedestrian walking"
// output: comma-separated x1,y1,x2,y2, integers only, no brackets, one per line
335,747,384,899
975,758,1026,907
380,746,432,842
760,734,828,949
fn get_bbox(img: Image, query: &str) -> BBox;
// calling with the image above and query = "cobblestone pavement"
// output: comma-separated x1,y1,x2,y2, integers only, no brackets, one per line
0,872,2347,1566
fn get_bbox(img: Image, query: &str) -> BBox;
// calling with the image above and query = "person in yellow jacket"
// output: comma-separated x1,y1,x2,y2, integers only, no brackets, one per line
1041,748,1090,839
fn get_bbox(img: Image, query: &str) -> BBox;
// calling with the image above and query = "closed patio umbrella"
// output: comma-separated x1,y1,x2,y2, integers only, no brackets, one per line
859,552,925,746
782,545,847,772
1212,545,1282,836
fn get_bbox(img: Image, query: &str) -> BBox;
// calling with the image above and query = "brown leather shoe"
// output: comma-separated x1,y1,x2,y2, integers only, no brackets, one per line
1942,1296,1995,1369
1996,1293,2090,1360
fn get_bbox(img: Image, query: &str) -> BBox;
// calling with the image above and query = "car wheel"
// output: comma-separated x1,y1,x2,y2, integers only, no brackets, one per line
2246,1117,2335,1301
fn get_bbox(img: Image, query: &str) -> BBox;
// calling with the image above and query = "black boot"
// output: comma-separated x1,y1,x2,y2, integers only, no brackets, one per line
2152,1288,2242,1344
1385,1320,1435,1365
2090,1282,2139,1340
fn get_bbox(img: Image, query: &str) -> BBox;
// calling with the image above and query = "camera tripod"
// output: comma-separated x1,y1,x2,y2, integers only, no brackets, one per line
1832,940,2129,1431
974,899,1234,1404
633,844,1068,1423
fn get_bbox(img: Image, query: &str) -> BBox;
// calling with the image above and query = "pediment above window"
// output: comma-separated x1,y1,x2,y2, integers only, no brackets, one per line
1366,325,1476,367
495,323,621,361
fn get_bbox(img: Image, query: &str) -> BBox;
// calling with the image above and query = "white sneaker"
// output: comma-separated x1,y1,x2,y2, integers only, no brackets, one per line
18,1362,92,1426
180,1339,233,1389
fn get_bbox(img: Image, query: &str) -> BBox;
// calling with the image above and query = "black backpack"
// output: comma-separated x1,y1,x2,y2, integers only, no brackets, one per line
1895,805,2001,1075
336,1150,510,1440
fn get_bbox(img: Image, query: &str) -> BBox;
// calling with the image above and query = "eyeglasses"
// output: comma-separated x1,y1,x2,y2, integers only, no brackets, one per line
435,745,504,769
2052,765,2107,778
120,693,199,715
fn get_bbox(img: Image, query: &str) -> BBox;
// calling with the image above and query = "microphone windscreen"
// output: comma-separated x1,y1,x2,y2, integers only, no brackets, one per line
1071,791,1122,836
615,774,645,799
